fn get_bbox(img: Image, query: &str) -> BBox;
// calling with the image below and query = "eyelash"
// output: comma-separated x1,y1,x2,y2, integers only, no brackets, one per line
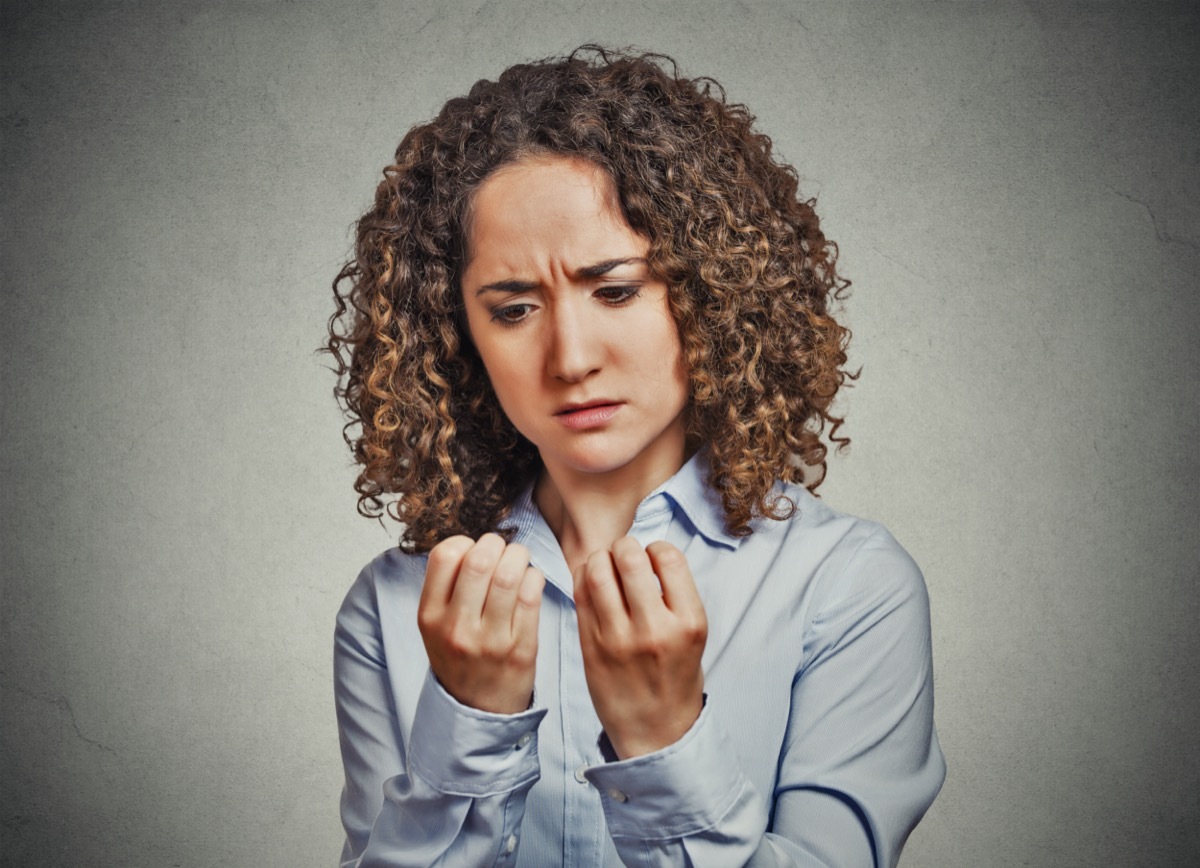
489,285,643,327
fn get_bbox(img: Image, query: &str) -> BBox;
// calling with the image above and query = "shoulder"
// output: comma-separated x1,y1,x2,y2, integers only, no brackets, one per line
335,547,430,640
748,486,935,677
759,481,928,613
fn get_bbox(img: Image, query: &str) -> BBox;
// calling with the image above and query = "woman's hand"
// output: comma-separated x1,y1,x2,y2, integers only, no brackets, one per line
418,533,545,714
573,537,707,760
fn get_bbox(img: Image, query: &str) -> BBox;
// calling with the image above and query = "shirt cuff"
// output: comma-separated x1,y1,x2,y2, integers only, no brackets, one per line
582,700,750,840
407,669,547,797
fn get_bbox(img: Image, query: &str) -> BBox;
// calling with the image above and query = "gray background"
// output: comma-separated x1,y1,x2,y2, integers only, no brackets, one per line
2,1,1197,865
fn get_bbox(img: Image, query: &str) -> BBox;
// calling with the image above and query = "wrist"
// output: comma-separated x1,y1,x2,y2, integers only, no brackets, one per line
601,694,705,760
430,666,535,715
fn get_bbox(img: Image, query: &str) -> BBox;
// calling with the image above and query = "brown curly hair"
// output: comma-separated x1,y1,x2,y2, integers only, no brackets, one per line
325,45,853,553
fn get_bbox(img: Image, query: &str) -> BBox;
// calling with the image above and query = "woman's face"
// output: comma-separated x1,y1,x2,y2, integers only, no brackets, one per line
460,155,690,484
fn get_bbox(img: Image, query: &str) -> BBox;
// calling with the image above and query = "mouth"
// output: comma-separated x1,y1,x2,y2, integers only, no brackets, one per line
554,400,623,430
555,399,621,415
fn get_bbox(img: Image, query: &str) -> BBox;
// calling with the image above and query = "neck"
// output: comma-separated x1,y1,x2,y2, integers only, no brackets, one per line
534,434,694,575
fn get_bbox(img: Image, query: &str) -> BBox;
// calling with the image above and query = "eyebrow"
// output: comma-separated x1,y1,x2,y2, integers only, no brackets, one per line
473,258,647,297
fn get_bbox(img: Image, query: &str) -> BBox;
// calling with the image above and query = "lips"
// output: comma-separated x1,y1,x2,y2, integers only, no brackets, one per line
555,399,620,415
554,400,623,430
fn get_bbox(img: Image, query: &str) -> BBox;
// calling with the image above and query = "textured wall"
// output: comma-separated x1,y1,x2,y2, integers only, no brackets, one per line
2,1,1197,865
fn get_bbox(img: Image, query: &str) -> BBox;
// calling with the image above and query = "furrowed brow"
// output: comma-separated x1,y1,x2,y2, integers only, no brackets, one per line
473,258,647,297
574,257,647,279
475,278,540,297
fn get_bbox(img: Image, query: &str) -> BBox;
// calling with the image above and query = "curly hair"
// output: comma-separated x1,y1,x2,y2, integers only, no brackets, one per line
325,45,853,553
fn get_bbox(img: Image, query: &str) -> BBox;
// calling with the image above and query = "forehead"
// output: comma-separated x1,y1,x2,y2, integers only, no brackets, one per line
462,156,648,278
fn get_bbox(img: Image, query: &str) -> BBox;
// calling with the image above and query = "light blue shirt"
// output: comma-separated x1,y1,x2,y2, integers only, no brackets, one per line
334,451,945,866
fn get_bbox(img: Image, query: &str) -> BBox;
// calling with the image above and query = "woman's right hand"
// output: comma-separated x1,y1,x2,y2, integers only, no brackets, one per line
417,533,545,714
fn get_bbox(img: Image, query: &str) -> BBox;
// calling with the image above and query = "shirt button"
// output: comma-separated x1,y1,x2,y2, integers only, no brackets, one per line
506,833,517,854
607,787,628,803
516,733,532,749
574,763,588,784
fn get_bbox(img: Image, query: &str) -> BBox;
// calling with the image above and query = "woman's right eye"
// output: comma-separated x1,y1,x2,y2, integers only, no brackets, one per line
490,303,533,326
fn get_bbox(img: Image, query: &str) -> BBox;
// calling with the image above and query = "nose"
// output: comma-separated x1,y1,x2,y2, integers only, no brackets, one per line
545,298,602,383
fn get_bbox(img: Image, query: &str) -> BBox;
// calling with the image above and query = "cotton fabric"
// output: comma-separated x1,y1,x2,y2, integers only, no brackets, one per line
334,451,945,866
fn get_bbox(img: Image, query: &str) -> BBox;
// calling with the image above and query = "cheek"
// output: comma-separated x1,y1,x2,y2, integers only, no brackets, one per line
629,326,689,404
650,313,688,383
465,317,515,390
479,354,524,402
664,329,691,409
475,345,539,424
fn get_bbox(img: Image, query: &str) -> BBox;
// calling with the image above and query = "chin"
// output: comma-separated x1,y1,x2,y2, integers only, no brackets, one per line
561,453,637,476
545,441,645,476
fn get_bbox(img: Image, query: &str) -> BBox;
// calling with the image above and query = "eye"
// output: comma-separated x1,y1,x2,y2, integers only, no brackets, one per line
489,302,535,326
595,285,642,305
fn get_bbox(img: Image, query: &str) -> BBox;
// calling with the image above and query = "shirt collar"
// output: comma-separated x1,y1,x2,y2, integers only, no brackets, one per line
647,447,742,551
506,447,742,556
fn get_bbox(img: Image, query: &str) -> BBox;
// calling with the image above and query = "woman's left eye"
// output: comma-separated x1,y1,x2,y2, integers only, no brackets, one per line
596,285,642,305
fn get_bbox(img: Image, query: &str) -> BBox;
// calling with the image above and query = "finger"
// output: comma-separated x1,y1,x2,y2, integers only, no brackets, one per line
448,533,506,619
645,541,704,615
572,560,592,620
578,549,629,628
420,535,475,614
512,566,545,656
610,536,665,624
480,542,530,632
571,562,599,661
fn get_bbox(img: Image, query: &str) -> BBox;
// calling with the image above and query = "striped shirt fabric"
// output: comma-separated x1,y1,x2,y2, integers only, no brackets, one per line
334,449,945,866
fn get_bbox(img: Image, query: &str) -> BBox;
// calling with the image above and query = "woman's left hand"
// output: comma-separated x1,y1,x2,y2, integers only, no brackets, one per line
573,537,707,760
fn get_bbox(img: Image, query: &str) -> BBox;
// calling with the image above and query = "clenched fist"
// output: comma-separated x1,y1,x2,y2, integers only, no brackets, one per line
573,536,707,760
418,533,545,714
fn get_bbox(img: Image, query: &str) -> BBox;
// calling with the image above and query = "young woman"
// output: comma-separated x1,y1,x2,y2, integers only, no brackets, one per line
326,46,945,867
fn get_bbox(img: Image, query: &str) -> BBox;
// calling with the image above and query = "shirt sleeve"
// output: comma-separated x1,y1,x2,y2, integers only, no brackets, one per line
334,562,547,868
582,525,946,867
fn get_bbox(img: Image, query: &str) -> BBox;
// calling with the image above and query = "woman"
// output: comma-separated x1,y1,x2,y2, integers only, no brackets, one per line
326,45,944,867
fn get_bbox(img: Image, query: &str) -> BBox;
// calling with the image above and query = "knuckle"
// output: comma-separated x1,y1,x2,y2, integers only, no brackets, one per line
649,542,684,569
429,535,471,568
586,565,610,591
612,546,644,575
461,548,495,575
491,566,522,590
683,613,708,642
442,613,482,647
612,535,638,556
443,629,473,657
416,605,437,629
511,643,537,668
426,547,451,571
475,637,502,661
478,533,507,555
586,549,610,571
518,569,545,607
632,635,664,658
